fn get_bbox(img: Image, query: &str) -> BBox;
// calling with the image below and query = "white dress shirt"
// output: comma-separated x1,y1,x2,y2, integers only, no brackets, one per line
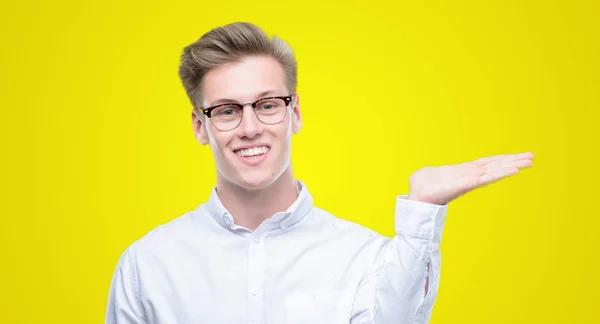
105,180,448,324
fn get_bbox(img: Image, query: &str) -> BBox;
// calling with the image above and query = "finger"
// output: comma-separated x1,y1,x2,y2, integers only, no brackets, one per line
474,152,533,166
478,167,520,187
492,156,532,168
501,155,533,169
473,155,505,166
480,158,532,175
512,159,533,169
476,153,534,171
517,152,534,160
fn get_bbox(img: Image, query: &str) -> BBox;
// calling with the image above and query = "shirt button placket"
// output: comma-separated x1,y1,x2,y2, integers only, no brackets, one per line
248,235,266,324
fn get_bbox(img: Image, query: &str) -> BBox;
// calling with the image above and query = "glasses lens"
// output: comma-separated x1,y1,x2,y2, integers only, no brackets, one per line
254,98,288,124
212,105,242,131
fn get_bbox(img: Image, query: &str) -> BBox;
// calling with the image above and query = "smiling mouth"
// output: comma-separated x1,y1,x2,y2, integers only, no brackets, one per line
234,146,271,158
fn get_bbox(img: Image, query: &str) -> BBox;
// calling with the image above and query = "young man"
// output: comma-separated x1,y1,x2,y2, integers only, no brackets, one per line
105,22,533,324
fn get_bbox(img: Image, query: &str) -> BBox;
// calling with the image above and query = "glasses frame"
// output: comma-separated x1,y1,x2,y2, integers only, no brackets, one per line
197,95,295,131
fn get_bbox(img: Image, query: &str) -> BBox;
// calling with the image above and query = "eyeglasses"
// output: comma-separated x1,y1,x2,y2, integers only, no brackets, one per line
197,95,294,131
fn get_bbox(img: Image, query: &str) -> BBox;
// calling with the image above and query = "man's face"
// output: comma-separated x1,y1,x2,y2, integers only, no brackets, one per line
192,56,302,190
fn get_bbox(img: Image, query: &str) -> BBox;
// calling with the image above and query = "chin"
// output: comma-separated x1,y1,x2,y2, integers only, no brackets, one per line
229,168,277,190
218,153,291,191
235,176,274,190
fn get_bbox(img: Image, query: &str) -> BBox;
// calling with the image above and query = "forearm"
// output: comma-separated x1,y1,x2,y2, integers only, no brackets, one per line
372,196,447,323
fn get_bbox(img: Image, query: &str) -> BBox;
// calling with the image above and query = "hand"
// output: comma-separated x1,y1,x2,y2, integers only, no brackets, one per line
406,152,534,205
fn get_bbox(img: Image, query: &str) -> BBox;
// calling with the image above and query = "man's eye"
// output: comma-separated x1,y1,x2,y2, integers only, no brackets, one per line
257,100,281,110
215,106,239,116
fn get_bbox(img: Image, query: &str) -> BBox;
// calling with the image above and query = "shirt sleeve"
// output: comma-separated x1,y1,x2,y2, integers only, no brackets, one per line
350,195,448,324
105,245,147,324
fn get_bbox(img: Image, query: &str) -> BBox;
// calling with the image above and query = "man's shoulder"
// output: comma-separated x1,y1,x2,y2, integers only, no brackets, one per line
310,206,385,240
119,205,205,260
306,206,392,262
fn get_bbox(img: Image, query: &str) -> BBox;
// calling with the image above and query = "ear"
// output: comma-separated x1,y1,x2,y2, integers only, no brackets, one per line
291,94,302,134
192,109,209,145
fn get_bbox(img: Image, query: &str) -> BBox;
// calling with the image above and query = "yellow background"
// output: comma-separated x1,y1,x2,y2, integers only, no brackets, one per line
1,0,598,323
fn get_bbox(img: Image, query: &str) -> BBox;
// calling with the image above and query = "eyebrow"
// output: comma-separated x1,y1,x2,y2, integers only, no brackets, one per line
207,90,278,107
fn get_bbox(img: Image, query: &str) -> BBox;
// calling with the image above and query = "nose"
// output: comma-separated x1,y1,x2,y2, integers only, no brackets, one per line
236,105,263,139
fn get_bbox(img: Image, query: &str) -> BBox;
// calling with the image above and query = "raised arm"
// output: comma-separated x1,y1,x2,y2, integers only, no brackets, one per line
350,152,534,324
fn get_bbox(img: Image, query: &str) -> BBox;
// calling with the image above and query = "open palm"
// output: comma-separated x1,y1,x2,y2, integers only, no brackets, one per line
407,152,534,205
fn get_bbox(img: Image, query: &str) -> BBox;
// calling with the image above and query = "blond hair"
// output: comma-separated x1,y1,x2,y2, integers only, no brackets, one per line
178,22,297,108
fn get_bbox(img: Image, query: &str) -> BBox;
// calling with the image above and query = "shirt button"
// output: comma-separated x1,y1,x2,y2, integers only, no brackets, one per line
253,236,260,243
251,287,259,295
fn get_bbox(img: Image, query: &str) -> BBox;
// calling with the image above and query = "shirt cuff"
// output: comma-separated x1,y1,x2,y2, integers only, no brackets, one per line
394,195,448,243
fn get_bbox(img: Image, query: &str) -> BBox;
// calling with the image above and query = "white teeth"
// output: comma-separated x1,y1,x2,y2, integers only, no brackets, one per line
236,146,270,157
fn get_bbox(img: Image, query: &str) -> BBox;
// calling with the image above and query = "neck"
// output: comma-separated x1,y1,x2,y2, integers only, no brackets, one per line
215,166,299,231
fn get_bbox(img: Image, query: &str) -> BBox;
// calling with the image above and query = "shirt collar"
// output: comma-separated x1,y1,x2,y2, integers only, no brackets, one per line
203,180,313,232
